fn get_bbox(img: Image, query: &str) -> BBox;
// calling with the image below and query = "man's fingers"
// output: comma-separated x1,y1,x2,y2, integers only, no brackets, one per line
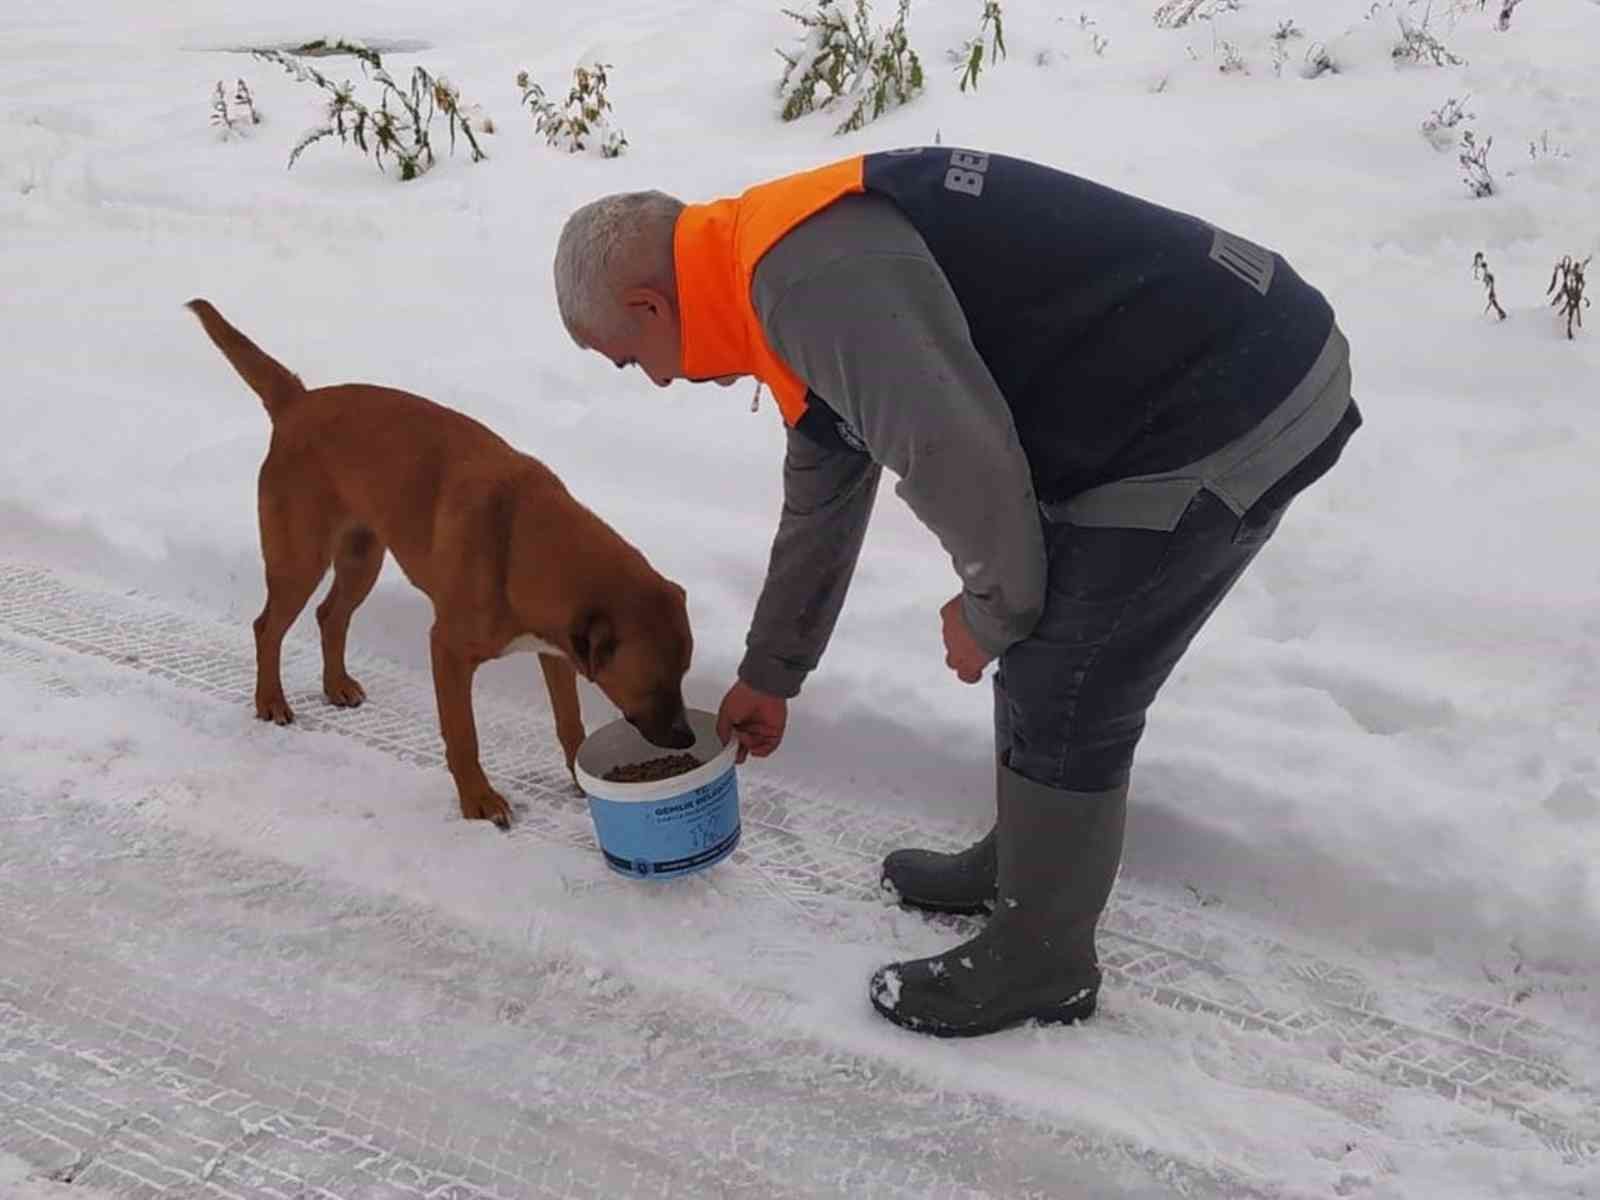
731,724,779,762
945,653,985,684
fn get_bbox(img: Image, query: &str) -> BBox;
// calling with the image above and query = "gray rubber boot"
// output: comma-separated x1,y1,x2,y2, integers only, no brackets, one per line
879,758,1001,915
880,827,997,915
868,763,1127,1038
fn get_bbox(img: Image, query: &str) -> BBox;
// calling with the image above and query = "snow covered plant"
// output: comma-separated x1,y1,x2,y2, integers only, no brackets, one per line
1300,41,1339,78
954,0,1006,94
1548,255,1590,340
777,0,925,135
1214,33,1248,74
1390,4,1466,66
1152,0,1240,30
1472,251,1507,320
1421,94,1474,150
1077,12,1111,56
254,46,486,181
518,63,628,158
1458,128,1494,196
1527,130,1571,161
210,79,261,139
291,37,384,69
1494,0,1524,31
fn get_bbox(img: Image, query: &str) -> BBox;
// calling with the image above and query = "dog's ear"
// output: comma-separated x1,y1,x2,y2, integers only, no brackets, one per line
569,610,616,679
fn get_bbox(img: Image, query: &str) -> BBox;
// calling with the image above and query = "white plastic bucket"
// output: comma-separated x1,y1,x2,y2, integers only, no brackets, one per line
573,709,740,879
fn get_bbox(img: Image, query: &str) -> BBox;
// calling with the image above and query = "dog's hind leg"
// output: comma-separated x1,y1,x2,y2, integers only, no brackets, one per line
253,462,334,725
316,526,385,708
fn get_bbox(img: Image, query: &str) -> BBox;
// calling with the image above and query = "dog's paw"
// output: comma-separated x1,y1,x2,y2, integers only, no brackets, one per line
324,674,367,708
461,787,513,830
256,695,295,725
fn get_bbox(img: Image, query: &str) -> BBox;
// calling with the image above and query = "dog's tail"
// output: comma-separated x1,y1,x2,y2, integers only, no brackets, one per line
185,299,305,419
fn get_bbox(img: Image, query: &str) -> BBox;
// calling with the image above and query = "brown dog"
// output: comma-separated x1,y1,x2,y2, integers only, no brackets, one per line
187,299,694,827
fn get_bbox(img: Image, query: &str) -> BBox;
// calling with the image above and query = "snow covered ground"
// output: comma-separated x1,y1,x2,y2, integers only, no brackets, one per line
2,1151,99,1200
2,0,1597,1195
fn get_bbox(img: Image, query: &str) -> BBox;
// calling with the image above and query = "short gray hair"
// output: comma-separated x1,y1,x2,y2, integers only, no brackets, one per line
553,190,684,344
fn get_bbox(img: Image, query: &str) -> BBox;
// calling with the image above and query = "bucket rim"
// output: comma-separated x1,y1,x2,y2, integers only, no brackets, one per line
574,710,737,805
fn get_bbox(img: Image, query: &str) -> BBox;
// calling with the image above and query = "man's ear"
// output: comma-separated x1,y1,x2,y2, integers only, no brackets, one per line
569,610,615,679
623,286,673,321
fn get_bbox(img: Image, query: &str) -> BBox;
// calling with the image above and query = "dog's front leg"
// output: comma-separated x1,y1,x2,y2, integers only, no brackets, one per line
429,625,511,828
537,653,586,791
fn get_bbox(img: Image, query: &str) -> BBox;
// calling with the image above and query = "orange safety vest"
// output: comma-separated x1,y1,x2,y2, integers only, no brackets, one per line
674,155,866,427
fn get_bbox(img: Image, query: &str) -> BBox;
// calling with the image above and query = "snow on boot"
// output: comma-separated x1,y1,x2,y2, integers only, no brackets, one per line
868,765,1126,1038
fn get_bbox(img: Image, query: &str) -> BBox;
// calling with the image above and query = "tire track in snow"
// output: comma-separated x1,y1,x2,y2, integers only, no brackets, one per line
0,790,1241,1200
1,559,1596,1172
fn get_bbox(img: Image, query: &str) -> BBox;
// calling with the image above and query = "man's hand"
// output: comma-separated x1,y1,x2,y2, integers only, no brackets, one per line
716,681,788,764
941,594,993,684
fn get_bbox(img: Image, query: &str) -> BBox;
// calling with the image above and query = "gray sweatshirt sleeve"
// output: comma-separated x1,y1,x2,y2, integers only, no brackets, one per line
736,429,882,698
742,193,1046,679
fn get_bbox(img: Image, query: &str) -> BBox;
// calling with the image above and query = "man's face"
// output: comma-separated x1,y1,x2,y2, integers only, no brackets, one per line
581,288,683,389
579,287,743,390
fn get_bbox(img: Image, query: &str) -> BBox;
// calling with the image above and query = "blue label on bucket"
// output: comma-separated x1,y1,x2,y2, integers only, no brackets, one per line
587,768,741,879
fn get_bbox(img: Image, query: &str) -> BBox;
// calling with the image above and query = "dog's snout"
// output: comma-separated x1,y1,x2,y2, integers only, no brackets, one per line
631,700,694,750
663,711,694,749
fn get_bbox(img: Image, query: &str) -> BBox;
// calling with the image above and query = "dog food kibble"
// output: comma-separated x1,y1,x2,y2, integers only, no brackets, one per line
602,754,703,784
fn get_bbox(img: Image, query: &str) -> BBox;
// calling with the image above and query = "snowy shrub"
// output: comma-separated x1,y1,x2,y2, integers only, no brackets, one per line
1266,21,1302,75
1471,251,1507,320
518,64,628,158
1495,0,1524,31
209,82,232,137
1527,130,1571,161
1214,33,1248,73
1068,12,1110,57
290,37,384,69
1390,5,1466,66
777,0,924,135
778,0,861,119
1548,256,1590,339
234,79,262,128
954,1,1006,93
254,46,486,180
1153,0,1240,29
1421,94,1473,150
211,79,261,139
1301,41,1338,77
1458,128,1494,196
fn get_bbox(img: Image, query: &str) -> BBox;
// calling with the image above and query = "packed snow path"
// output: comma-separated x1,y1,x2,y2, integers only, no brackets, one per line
1,559,1595,1199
